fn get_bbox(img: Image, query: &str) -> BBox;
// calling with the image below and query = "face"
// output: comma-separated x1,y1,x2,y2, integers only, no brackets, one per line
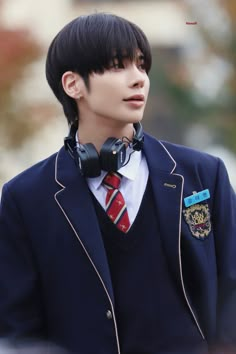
79,51,150,128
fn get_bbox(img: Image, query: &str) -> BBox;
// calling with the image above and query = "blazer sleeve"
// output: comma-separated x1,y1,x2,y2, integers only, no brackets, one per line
0,183,45,343
212,158,236,350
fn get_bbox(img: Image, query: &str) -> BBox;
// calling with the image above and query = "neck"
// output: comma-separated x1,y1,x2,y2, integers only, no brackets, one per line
77,120,134,152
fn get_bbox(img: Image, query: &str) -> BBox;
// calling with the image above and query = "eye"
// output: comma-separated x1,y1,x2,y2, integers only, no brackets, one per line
137,58,146,71
110,58,125,70
113,63,121,69
138,63,146,70
113,63,124,69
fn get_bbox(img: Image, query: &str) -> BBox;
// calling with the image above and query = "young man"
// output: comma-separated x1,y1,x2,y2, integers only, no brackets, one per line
0,12,236,354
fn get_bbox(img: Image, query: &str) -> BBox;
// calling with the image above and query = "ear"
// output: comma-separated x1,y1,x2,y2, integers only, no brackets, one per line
61,71,83,99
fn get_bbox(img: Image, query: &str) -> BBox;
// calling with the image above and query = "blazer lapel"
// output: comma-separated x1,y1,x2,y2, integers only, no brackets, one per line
144,134,205,339
143,133,184,291
54,147,114,304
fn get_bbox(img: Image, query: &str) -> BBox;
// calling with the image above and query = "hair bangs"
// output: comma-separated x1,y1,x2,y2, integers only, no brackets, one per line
73,14,152,75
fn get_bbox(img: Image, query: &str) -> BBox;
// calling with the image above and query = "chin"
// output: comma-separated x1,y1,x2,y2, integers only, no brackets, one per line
129,115,144,124
111,112,144,125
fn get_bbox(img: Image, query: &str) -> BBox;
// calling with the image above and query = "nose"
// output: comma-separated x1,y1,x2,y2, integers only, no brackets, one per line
128,64,146,89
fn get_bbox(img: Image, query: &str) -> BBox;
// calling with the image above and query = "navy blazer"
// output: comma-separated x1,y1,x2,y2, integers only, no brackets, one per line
0,132,236,354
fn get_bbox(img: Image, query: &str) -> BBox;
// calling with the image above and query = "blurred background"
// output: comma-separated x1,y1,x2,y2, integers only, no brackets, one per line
0,0,235,192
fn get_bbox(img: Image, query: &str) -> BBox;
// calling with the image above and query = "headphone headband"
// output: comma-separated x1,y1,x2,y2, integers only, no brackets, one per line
64,122,144,177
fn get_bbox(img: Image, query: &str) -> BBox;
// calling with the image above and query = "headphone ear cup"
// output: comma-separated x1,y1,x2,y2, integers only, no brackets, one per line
100,138,126,172
76,143,101,177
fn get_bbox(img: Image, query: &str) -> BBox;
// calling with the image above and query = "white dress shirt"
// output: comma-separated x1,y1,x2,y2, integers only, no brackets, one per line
87,147,149,226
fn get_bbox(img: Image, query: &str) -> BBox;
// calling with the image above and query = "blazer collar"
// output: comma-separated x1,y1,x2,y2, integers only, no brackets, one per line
143,132,177,174
55,146,80,188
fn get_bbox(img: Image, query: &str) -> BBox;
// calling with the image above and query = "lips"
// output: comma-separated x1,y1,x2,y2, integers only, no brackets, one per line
123,94,145,102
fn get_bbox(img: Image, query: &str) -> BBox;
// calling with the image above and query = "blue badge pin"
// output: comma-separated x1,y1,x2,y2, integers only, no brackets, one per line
184,189,210,208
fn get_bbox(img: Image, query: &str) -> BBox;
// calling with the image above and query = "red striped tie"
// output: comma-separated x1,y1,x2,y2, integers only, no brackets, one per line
103,172,131,233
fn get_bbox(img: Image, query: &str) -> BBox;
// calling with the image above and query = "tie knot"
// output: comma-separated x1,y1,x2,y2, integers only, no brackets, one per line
103,172,122,190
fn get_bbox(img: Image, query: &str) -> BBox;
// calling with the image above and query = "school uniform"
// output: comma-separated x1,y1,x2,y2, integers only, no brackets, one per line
0,132,236,354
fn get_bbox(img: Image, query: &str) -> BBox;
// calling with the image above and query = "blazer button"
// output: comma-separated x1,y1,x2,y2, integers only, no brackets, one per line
106,310,112,319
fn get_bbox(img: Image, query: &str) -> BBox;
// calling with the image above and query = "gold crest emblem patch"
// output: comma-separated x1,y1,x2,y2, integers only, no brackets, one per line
183,203,211,239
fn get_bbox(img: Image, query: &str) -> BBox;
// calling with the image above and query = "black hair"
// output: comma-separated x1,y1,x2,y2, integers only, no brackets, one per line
45,12,152,125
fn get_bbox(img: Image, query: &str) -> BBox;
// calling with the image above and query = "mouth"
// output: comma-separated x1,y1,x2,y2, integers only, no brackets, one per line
123,94,145,102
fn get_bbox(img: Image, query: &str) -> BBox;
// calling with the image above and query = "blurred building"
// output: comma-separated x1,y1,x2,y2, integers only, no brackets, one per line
0,0,187,184
0,0,235,190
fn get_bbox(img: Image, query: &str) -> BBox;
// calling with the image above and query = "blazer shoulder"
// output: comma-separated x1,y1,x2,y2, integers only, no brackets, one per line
158,140,230,193
159,140,220,168
143,132,222,177
3,151,59,196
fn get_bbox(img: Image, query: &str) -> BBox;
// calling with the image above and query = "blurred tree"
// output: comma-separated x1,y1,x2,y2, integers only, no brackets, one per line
204,0,236,152
146,0,236,153
0,0,55,149
146,46,204,144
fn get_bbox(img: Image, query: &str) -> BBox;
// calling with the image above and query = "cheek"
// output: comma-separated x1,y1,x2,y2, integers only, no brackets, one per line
87,87,114,115
145,77,150,95
92,81,120,105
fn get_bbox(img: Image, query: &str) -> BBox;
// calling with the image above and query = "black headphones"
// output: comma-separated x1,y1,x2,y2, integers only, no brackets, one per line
64,122,144,178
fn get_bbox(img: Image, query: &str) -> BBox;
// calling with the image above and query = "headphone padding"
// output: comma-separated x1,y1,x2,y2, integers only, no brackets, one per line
76,143,101,177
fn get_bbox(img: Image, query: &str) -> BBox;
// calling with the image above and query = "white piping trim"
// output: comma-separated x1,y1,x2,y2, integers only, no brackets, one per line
54,143,205,344
55,151,65,189
54,151,120,354
158,141,177,174
174,172,205,339
159,141,205,339
54,192,121,354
